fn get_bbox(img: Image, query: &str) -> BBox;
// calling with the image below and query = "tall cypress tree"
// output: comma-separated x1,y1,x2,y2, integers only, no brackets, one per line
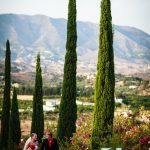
8,87,21,149
31,53,44,142
57,0,77,141
1,40,11,149
92,0,115,149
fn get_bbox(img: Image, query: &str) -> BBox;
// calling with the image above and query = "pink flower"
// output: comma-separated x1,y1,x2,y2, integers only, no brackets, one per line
85,132,91,138
71,140,75,145
82,141,86,149
76,131,81,137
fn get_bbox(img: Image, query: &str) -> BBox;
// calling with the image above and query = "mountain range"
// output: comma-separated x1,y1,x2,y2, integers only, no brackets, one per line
0,14,150,80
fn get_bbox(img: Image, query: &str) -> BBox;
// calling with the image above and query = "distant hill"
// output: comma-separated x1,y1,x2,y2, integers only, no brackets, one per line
0,14,150,80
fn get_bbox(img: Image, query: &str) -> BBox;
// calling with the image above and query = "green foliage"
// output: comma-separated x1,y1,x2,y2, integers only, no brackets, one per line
92,0,115,149
77,86,94,100
58,112,150,150
125,95,150,112
77,105,93,113
76,75,87,82
31,53,44,142
8,135,18,150
17,85,34,95
1,40,11,149
17,85,61,96
142,80,149,89
43,95,60,99
43,85,61,96
18,100,32,109
8,88,21,148
57,0,77,141
114,113,150,150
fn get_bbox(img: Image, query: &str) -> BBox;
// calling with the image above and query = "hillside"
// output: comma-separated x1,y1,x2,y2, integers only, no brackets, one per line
0,14,150,80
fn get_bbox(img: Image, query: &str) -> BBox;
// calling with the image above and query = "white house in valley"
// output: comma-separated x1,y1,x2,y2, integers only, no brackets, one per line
43,99,60,112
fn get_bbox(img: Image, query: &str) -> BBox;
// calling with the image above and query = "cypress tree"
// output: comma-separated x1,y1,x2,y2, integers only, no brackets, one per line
92,0,115,149
57,0,77,141
1,40,11,149
8,87,21,149
31,53,44,142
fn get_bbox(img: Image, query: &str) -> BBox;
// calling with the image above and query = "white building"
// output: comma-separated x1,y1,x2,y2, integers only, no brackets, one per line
129,85,137,89
43,100,59,112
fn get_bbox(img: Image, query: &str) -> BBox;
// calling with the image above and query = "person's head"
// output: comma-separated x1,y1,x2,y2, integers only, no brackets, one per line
31,133,37,141
45,129,53,138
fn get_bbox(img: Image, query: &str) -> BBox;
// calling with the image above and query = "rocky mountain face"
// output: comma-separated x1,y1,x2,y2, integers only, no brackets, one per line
0,14,150,80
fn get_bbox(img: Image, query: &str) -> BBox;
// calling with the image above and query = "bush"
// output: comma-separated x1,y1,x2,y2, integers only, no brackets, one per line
58,112,150,150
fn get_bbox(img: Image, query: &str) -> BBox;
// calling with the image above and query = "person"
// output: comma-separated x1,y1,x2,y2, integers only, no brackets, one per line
24,133,38,150
41,129,59,150
23,137,31,150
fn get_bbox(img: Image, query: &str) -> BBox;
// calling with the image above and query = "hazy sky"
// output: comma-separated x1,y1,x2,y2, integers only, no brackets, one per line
0,0,150,34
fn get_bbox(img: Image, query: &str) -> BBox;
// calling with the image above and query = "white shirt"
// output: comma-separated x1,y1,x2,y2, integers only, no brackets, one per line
23,137,31,150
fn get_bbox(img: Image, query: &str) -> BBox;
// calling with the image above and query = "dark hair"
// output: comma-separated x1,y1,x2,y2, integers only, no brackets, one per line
31,133,37,137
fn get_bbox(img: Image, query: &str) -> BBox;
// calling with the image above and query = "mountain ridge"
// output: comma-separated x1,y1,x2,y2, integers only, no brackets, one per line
0,14,150,80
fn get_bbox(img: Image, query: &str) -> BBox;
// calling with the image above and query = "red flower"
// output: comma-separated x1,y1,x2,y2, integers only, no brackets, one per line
139,136,150,145
128,113,132,118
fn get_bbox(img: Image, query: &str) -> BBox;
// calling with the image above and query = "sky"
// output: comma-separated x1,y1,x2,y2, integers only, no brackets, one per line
0,0,150,34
